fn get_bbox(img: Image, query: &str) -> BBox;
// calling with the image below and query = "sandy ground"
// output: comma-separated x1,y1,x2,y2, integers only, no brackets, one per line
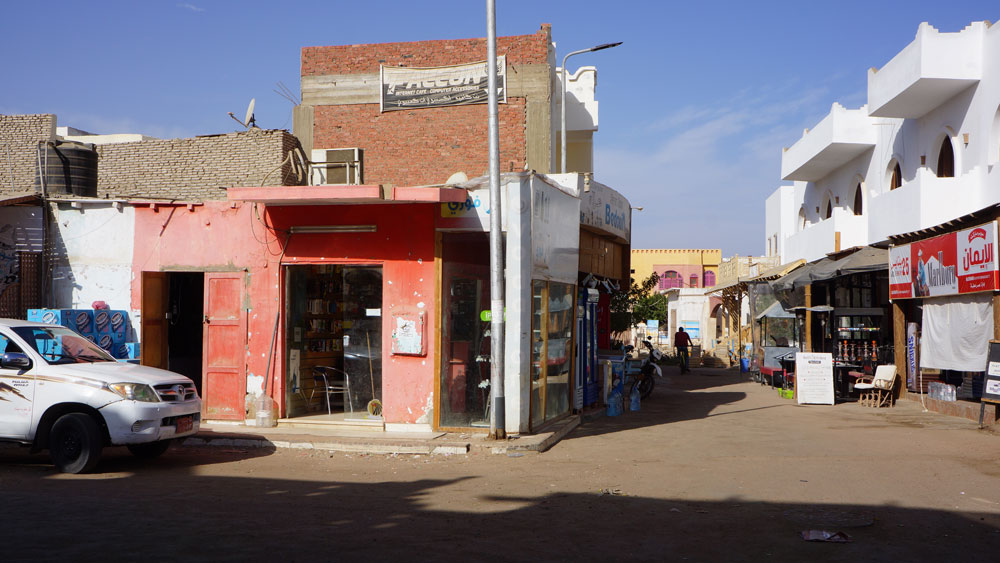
2,367,999,562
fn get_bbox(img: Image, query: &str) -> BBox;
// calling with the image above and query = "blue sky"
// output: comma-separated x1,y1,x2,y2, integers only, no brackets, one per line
1,1,996,256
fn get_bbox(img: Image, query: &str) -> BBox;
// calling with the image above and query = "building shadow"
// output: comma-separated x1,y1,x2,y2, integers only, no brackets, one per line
0,463,997,561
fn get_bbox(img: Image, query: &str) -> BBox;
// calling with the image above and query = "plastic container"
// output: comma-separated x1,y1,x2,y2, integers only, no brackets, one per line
629,386,641,411
740,358,749,372
606,390,623,416
255,394,277,427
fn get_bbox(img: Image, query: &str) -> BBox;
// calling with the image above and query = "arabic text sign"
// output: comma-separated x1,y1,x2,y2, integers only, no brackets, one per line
888,221,999,299
381,57,506,112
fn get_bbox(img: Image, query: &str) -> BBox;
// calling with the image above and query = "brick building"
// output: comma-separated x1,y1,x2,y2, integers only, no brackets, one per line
294,25,557,186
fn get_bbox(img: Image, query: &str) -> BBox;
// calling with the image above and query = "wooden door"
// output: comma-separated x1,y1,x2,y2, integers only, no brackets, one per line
141,272,168,369
202,273,246,420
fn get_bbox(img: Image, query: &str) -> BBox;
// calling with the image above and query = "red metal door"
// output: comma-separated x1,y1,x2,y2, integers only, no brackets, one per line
202,273,246,420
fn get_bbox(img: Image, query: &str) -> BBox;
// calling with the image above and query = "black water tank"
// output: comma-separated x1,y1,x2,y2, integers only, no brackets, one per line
34,141,98,197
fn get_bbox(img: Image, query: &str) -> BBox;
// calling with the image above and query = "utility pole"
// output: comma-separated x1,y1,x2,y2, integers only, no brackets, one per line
486,0,506,439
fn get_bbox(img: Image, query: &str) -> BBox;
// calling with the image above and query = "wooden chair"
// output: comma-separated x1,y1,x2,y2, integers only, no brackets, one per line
854,365,896,407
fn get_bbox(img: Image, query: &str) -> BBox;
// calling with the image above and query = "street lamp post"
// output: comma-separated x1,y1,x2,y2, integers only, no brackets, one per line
561,42,622,173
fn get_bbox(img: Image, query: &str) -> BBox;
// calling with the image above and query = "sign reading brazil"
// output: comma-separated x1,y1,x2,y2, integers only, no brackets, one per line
380,56,506,112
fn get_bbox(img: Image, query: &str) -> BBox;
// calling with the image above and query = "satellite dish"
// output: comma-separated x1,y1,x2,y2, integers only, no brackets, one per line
244,98,256,129
227,98,257,129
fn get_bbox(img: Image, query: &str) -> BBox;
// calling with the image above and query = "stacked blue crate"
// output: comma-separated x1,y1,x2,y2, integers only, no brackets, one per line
28,309,96,342
28,308,141,361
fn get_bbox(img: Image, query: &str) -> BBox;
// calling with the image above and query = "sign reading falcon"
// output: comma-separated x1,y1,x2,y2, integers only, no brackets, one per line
380,57,506,112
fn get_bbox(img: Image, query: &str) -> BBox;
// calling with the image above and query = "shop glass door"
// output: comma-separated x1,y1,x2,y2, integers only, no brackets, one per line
439,232,491,429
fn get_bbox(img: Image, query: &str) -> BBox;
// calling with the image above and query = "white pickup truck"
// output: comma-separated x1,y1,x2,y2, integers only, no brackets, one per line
0,319,201,473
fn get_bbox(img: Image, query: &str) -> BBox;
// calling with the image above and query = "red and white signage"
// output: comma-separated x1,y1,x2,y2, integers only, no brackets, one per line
889,221,999,299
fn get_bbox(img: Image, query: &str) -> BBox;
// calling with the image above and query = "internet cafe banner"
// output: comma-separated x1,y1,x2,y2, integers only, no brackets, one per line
889,221,999,299
380,57,506,112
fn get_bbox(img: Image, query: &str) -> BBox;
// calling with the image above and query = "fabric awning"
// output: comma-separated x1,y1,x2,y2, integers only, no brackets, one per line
770,247,887,291
755,300,796,321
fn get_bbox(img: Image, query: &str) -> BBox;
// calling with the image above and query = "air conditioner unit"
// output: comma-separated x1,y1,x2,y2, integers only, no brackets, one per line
310,148,363,185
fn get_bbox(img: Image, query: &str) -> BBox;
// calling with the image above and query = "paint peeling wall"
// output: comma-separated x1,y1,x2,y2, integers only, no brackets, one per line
131,201,277,418
131,199,441,426
50,203,138,334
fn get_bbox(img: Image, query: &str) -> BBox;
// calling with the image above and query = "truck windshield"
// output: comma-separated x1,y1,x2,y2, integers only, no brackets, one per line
12,326,116,364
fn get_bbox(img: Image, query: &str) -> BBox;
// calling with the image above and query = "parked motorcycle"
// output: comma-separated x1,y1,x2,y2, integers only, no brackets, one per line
627,338,663,399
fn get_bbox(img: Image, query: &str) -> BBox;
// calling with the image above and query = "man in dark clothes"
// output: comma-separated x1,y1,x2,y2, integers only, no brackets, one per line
674,326,692,373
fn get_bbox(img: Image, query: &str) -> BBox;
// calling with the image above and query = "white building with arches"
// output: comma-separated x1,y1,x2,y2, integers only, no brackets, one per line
766,21,1000,262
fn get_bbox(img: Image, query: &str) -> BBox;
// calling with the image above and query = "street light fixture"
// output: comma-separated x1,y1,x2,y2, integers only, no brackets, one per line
561,41,622,173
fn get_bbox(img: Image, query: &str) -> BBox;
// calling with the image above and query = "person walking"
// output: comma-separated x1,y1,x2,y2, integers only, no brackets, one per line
674,326,692,374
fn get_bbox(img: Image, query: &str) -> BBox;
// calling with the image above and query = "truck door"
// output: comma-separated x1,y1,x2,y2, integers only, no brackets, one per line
0,333,35,439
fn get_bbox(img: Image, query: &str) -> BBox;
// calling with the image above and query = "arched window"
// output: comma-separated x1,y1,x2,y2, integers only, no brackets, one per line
689,274,699,288
825,200,832,219
853,183,863,216
890,162,902,190
704,271,716,287
937,136,955,178
798,207,807,231
660,270,680,289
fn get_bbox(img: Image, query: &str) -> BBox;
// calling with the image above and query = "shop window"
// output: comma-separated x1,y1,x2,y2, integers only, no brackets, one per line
936,136,955,178
853,183,863,216
889,161,902,190
704,271,716,287
660,271,680,289
530,280,573,428
689,274,699,288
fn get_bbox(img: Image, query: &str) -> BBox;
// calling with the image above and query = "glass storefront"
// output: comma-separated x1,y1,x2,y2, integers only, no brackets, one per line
284,264,383,420
531,280,574,427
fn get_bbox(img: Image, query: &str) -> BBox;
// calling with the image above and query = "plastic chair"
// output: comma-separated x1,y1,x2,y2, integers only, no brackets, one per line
311,366,353,415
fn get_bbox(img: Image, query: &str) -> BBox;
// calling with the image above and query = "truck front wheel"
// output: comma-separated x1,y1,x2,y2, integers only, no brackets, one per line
50,413,103,474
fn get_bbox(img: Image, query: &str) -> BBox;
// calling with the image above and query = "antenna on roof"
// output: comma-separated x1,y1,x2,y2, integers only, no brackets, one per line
227,98,257,129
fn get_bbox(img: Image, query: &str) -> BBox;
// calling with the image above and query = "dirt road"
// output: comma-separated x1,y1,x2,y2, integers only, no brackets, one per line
2,367,999,562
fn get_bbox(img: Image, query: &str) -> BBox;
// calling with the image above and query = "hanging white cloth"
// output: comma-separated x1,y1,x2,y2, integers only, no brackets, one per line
920,292,993,372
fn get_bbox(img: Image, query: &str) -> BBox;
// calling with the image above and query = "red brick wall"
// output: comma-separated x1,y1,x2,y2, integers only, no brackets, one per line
304,26,550,187
302,26,550,76
314,101,527,186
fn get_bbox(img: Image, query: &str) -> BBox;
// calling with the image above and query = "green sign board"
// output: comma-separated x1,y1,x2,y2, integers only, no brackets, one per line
480,308,507,322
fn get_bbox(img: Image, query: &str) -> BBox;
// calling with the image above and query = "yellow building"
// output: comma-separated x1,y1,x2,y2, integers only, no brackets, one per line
631,249,722,291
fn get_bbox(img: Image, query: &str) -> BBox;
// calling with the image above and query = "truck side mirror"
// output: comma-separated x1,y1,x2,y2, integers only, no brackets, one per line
1,352,32,371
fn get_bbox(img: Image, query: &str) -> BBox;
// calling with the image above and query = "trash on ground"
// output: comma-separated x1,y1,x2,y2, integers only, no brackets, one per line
801,530,851,543
599,488,625,496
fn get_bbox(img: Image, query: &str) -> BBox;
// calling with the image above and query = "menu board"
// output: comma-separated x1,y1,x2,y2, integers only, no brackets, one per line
983,341,1000,404
795,352,835,405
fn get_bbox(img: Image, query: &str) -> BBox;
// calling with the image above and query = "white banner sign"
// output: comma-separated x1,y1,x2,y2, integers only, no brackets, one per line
795,352,835,405
380,57,506,112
